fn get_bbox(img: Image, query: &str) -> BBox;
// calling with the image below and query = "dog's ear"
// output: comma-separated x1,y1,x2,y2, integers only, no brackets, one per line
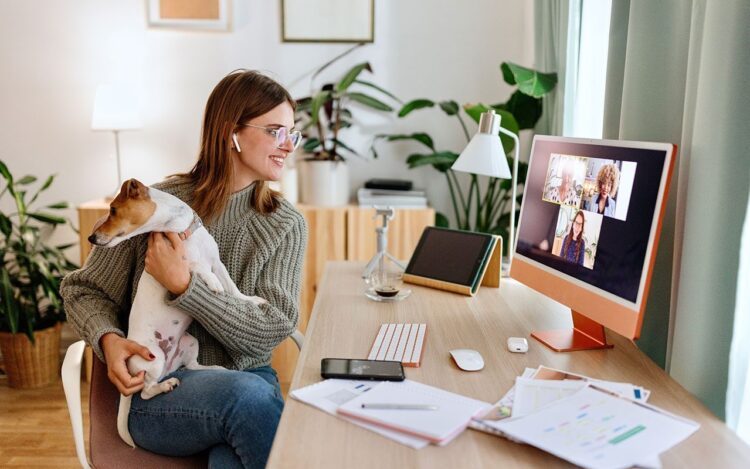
124,179,148,199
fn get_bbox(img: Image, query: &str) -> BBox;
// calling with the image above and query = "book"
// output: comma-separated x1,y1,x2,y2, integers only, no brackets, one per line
358,188,426,198
364,179,414,191
357,188,428,208
336,379,492,445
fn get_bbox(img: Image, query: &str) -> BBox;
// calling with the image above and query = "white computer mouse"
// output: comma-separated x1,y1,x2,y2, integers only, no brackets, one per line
449,349,484,371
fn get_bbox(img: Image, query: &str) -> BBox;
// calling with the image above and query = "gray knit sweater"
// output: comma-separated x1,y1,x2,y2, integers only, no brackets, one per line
60,178,307,370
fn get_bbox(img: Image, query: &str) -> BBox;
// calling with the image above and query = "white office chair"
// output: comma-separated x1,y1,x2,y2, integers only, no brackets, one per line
62,330,305,469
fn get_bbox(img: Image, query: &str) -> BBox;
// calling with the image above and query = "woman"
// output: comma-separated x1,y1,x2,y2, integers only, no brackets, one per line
560,210,586,265
584,163,619,216
61,70,308,468
545,162,580,206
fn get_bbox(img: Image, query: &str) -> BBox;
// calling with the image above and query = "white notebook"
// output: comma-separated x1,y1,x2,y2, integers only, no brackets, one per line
336,379,491,444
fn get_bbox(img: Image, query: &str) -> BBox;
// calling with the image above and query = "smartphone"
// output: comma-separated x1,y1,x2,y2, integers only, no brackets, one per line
320,358,405,381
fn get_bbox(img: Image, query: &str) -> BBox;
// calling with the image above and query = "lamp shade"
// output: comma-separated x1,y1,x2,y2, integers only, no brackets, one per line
91,84,142,131
451,110,511,179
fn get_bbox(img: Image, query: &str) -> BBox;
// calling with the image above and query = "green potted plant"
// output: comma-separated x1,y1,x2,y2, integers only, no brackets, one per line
0,160,78,388
373,62,557,254
295,46,400,206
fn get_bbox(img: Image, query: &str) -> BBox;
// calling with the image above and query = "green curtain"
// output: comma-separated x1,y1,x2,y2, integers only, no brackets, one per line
533,0,575,136
604,0,750,419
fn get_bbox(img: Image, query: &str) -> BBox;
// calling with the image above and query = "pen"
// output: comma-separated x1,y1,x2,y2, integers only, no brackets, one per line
361,403,439,410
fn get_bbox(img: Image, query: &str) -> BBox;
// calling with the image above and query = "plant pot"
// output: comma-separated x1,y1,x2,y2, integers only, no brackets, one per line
299,160,350,206
280,165,299,204
0,322,62,389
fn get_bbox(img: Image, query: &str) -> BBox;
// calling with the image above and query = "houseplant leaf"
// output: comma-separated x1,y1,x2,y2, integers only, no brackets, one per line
1,268,18,333
16,175,36,185
27,212,66,225
406,151,458,172
336,62,371,92
310,90,332,126
303,138,322,153
500,62,558,98
354,79,402,103
0,160,12,182
398,99,434,117
0,213,11,237
438,100,460,116
435,212,450,228
504,90,543,130
383,133,435,151
347,92,393,111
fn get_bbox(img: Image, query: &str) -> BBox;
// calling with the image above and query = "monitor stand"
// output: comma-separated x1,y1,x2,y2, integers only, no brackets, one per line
531,311,614,352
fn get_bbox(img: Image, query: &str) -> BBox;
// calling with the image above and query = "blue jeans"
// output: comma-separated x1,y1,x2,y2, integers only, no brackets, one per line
128,366,283,469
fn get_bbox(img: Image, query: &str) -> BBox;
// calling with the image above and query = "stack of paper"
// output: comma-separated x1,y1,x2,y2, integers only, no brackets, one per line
290,379,491,448
357,188,428,208
470,366,699,468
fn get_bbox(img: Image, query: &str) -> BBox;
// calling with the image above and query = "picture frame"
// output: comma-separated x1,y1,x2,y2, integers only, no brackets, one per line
147,0,230,31
281,0,374,43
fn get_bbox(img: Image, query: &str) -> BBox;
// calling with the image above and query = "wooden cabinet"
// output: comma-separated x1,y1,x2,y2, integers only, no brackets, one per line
77,201,434,392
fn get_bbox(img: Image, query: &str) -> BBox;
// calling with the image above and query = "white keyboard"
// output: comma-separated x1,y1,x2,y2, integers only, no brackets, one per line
368,323,427,367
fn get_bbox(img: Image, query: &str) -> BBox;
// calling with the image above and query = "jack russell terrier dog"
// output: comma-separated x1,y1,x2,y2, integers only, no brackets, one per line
88,178,266,447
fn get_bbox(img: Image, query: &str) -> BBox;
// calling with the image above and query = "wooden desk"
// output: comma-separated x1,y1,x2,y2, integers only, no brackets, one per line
267,262,750,468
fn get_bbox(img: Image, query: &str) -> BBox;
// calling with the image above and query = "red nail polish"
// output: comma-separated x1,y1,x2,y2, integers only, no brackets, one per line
149,353,155,359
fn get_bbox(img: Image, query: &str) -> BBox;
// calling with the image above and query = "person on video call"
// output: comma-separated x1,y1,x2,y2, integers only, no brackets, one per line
584,163,619,217
560,210,586,265
545,162,579,206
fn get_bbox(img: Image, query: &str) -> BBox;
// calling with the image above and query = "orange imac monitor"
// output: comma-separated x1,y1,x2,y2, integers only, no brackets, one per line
510,135,676,351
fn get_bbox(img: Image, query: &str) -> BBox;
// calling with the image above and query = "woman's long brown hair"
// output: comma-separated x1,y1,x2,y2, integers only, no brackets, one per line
566,210,586,262
173,70,295,224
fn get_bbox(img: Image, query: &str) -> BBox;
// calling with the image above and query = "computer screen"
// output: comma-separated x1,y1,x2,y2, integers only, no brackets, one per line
510,135,676,350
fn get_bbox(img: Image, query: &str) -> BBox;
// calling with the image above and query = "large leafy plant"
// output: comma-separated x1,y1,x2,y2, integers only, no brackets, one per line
296,46,400,162
373,62,557,251
0,161,78,341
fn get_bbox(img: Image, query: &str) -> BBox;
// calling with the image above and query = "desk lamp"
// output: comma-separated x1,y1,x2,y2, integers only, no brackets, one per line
91,84,142,197
452,109,519,274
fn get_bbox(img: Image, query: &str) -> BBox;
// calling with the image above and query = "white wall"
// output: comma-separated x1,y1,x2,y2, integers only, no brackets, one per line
0,0,533,262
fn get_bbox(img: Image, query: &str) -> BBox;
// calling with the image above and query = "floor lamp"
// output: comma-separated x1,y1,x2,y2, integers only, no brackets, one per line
451,109,519,275
91,84,142,198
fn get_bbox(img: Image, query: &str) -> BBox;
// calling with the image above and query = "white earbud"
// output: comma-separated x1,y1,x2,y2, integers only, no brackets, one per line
232,133,242,153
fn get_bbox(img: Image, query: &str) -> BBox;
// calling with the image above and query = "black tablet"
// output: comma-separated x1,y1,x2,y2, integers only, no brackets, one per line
405,227,495,287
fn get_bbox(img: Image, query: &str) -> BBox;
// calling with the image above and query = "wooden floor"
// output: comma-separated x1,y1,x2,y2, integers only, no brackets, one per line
0,373,90,468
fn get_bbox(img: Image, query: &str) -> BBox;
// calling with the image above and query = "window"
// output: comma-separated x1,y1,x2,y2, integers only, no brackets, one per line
563,0,613,138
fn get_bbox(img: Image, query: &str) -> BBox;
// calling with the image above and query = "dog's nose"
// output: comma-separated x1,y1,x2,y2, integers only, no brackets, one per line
88,234,98,245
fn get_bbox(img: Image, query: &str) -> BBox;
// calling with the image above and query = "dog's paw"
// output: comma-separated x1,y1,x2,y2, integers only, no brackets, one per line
247,295,268,305
161,377,180,393
197,272,225,293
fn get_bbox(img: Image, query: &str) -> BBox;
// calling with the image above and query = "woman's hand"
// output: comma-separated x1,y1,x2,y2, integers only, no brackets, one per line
145,232,191,295
100,333,154,396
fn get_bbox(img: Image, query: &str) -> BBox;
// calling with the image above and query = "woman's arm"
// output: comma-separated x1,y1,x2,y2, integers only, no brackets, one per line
60,238,137,361
167,216,307,358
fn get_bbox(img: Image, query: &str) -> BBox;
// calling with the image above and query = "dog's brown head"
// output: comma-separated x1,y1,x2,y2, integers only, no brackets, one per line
88,179,156,247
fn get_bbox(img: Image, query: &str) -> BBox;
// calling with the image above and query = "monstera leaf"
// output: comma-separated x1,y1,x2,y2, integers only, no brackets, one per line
501,62,558,98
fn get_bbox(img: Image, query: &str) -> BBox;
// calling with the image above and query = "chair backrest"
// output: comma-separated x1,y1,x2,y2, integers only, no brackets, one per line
89,357,207,468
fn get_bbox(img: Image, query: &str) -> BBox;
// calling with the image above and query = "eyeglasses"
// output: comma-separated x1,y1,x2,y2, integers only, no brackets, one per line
241,124,302,150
